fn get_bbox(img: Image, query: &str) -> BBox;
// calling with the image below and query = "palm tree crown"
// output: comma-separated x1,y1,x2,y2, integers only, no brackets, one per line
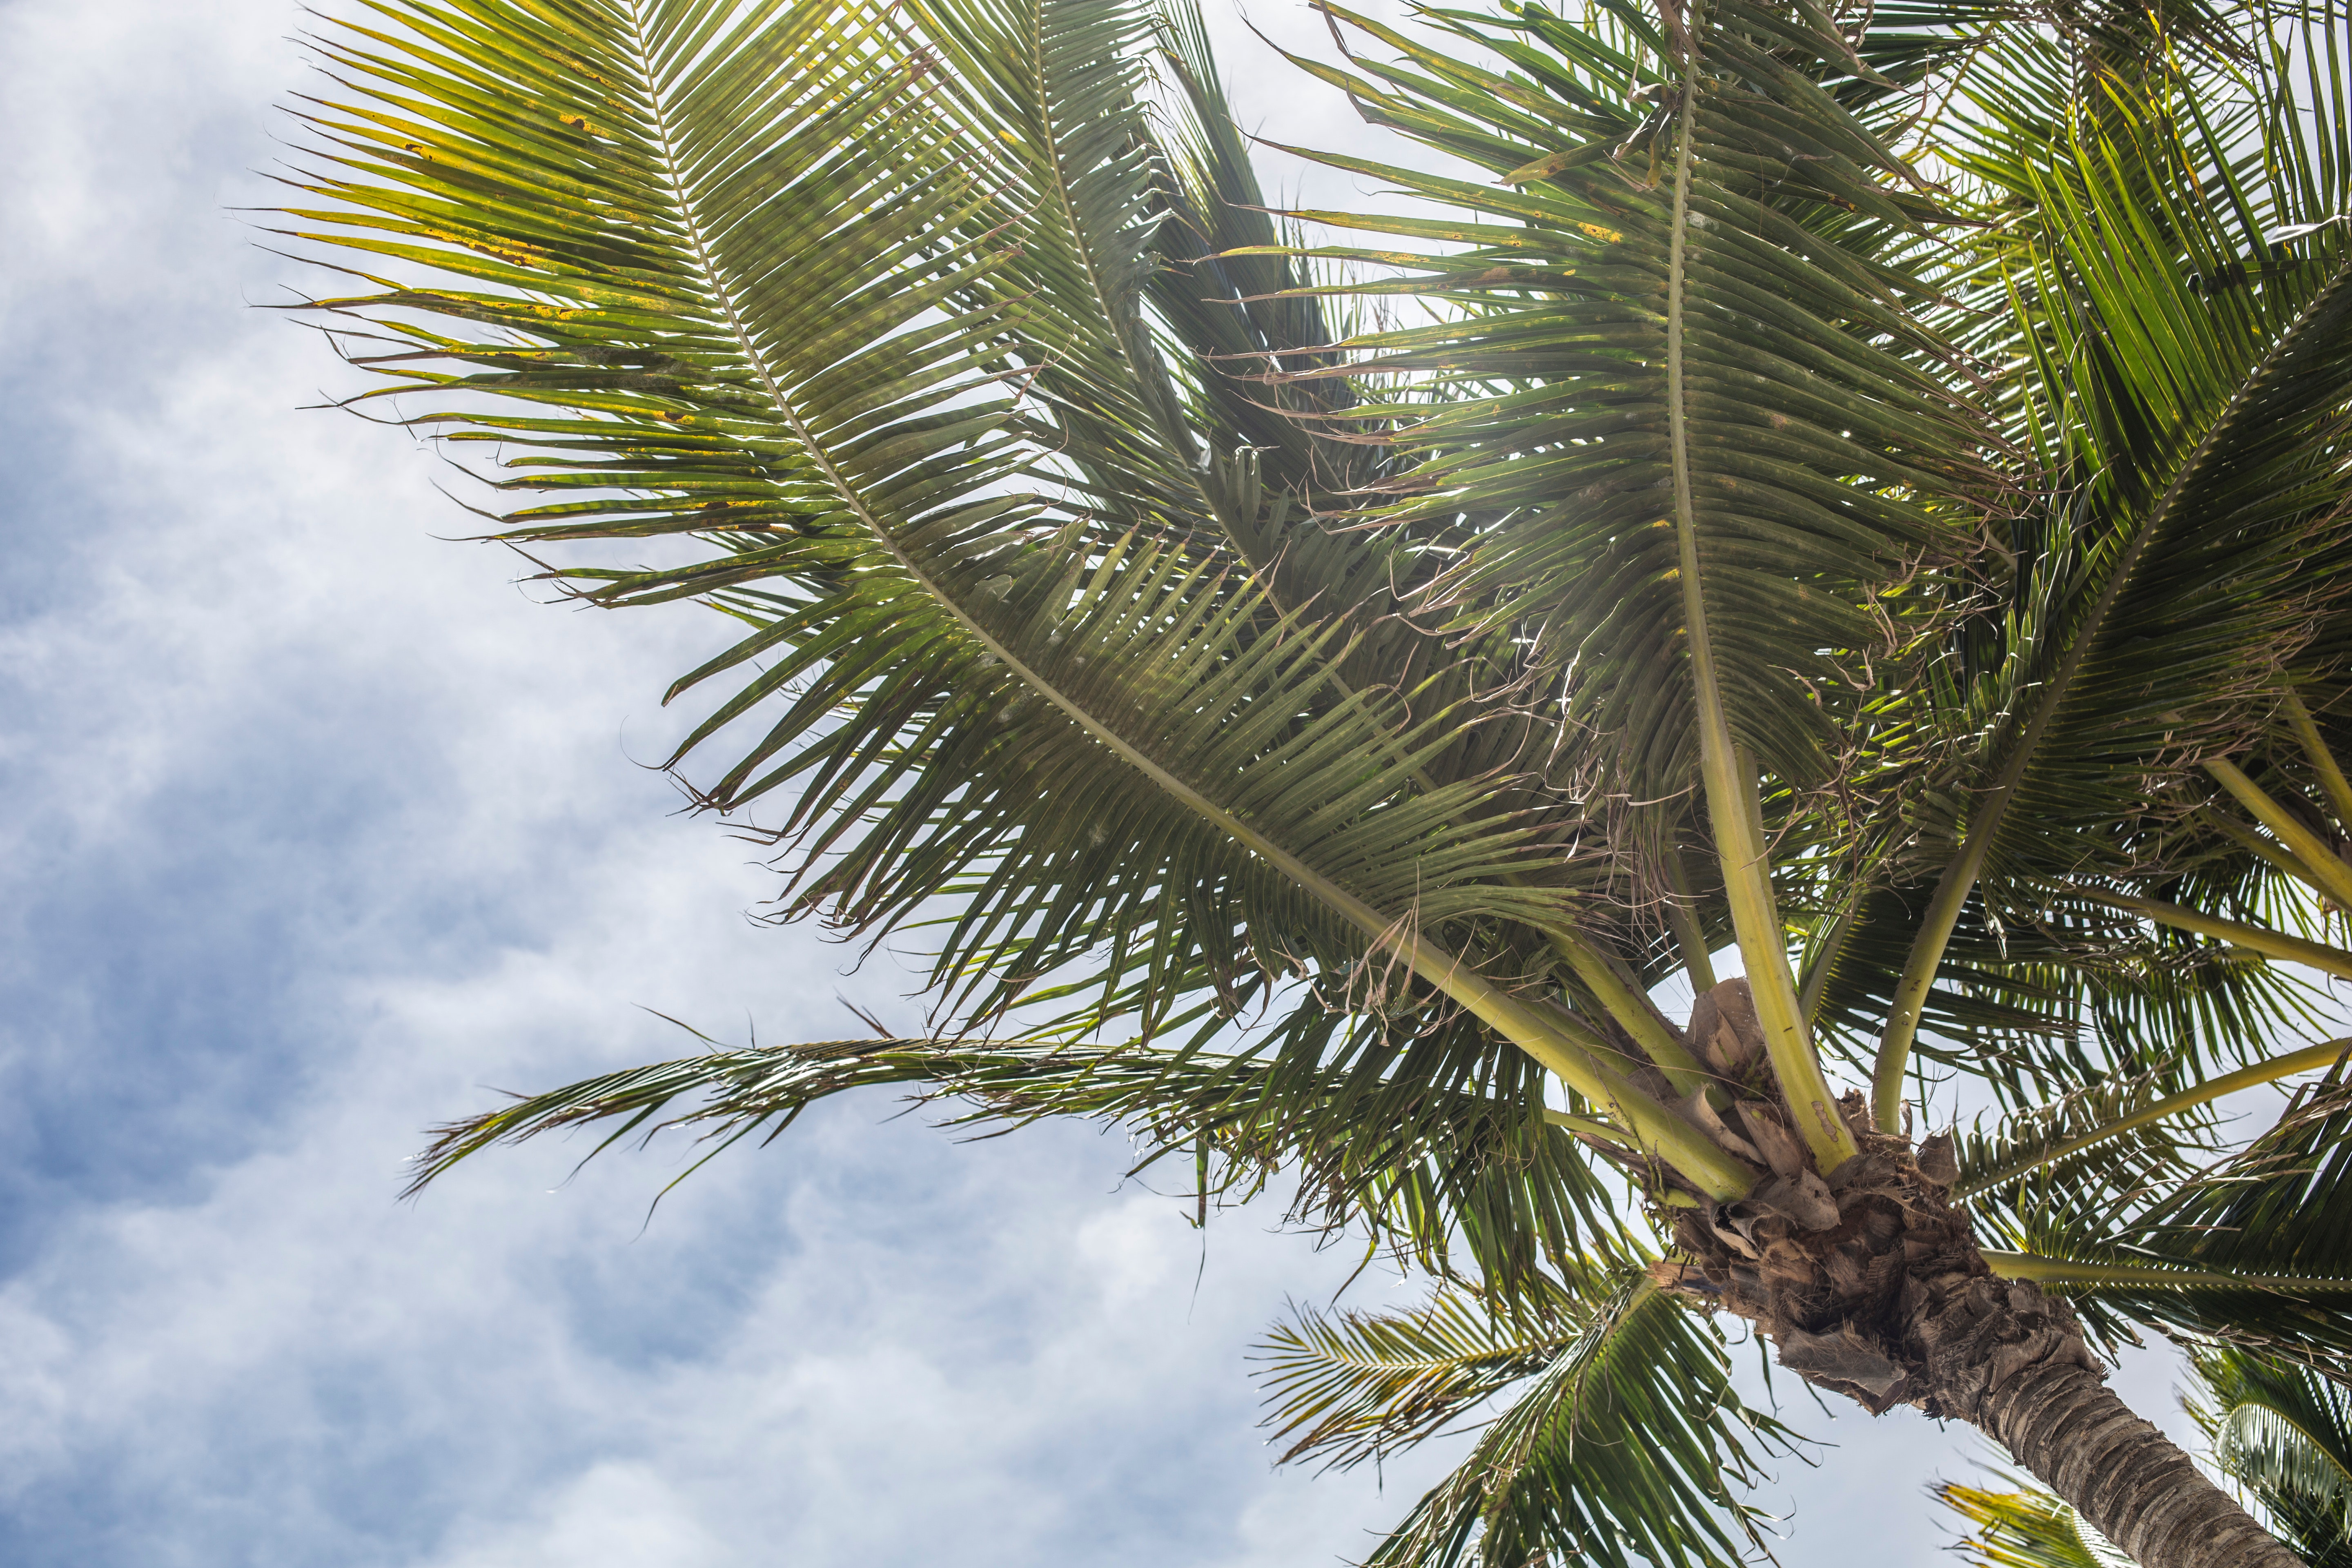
276,0,2352,1563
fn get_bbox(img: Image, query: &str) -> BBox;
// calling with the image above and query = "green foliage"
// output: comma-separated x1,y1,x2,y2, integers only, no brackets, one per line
2191,1347,2352,1567
299,0,1421,1011
1258,1272,1801,1568
1829,0,2352,1111
1241,0,1996,802
1942,1478,2136,1568
406,1018,1645,1291
1951,1065,2226,1227
1962,1073,2352,1364
1931,23,2352,898
277,0,2352,1556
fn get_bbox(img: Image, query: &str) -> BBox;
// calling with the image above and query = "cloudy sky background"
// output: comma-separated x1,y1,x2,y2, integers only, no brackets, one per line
0,1,2254,1563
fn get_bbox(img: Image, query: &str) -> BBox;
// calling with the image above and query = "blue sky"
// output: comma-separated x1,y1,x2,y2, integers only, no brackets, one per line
0,2,2222,1564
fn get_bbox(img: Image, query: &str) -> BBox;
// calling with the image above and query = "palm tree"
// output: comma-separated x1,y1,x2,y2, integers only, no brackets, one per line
274,0,2352,1564
1941,1345,2352,1566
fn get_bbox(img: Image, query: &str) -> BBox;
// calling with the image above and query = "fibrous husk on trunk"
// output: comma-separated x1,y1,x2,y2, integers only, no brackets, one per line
1649,983,2097,1418
1687,976,1766,1082
1644,993,2302,1567
1653,1094,2096,1415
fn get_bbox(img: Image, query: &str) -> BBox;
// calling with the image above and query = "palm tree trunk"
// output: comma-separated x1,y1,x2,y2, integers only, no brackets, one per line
1654,1096,2298,1568
1975,1358,2299,1568
1899,1267,2297,1567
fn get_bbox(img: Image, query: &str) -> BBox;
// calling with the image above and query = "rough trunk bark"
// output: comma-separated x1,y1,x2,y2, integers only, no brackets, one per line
1900,1261,2300,1567
1647,1001,2297,1568
1981,1357,2299,1568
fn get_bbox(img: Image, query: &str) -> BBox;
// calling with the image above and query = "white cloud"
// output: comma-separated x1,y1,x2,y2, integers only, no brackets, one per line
430,1464,730,1568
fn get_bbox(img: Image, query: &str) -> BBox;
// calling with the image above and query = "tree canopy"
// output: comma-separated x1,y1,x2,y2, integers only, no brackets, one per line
276,0,2352,1562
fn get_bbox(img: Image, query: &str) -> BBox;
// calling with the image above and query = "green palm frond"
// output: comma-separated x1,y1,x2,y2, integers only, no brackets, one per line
1249,0,1996,793
1956,59,2352,885
1861,5,2352,1119
2191,1348,2352,1567
1950,1063,2225,1215
1227,0,2010,1170
1940,1479,2135,1568
282,0,1782,1192
273,0,2352,1556
403,1017,1654,1290
1145,2,1379,504
1261,1271,1798,1568
2214,1403,2352,1546
1950,1039,2352,1200
1813,886,2325,1107
1256,1283,1572,1468
2125,1070,2352,1290
1974,1072,2352,1363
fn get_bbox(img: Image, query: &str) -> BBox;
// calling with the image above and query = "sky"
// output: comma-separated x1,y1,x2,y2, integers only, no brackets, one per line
0,1,2239,1565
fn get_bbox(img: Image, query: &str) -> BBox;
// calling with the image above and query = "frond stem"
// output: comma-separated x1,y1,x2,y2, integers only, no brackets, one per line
2073,889,2352,980
2207,812,2335,893
1542,1106,1635,1145
1664,44,1854,1171
1552,934,1713,1098
2283,688,2352,826
1950,1038,2352,1199
1983,1252,2352,1292
2207,758,2352,910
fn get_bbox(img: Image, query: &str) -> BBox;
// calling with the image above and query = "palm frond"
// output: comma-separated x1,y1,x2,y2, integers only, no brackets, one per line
1862,3,2352,1119
1816,886,2326,1107
281,0,1768,1189
1269,1271,1800,1568
1950,1039,2352,1198
403,1017,1654,1292
2191,1347,2352,1566
1950,1063,2224,1214
1252,0,1996,795
1976,1073,2352,1363
2216,1408,2352,1543
1939,1479,2134,1568
1232,0,2009,1170
1256,1283,1573,1470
